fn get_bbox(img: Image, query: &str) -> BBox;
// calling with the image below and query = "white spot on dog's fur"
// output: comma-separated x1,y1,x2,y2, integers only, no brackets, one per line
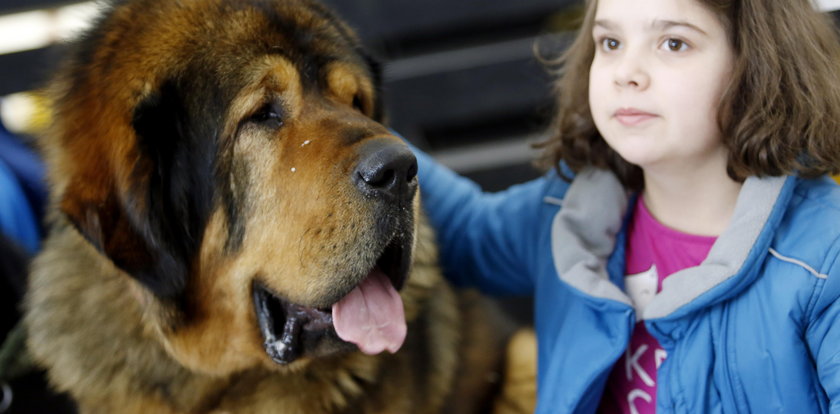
291,167,297,173
301,140,311,147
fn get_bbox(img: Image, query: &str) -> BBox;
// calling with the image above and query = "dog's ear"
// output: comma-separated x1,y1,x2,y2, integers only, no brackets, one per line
60,79,215,304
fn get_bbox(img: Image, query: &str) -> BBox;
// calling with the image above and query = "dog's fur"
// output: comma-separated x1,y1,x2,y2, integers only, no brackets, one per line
23,0,531,412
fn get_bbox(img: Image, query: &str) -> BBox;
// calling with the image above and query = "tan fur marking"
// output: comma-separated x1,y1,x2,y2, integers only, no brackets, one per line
326,62,375,116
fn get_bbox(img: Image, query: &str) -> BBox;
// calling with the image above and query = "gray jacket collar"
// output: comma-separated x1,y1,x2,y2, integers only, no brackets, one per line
550,168,790,320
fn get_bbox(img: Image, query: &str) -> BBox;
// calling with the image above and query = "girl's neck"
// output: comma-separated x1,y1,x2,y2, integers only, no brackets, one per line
641,164,742,237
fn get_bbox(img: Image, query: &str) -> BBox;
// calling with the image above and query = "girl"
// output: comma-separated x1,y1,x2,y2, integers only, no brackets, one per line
411,0,840,412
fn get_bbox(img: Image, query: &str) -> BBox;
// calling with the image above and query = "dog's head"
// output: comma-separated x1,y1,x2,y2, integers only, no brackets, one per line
49,0,420,373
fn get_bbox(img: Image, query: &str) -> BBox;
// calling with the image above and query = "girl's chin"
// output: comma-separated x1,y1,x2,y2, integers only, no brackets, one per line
608,143,664,168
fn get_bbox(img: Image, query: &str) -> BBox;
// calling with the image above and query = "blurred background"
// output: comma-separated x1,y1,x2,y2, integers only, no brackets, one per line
0,0,586,191
2,0,840,189
0,0,839,412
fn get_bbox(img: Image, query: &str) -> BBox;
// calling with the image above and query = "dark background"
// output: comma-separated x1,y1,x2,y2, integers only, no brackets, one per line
0,0,584,191
2,2,840,190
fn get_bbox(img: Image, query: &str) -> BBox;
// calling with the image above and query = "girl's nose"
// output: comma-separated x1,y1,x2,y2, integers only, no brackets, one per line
613,52,650,90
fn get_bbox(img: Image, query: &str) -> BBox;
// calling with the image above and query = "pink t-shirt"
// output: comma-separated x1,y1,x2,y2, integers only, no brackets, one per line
600,197,716,414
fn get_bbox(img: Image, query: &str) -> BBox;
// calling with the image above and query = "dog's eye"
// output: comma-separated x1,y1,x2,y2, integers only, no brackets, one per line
248,102,284,128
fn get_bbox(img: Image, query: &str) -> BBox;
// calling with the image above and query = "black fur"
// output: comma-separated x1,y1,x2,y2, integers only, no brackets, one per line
130,76,222,304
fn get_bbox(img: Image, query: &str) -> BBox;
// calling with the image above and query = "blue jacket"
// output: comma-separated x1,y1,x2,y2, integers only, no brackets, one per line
0,157,40,253
415,150,840,413
0,116,45,253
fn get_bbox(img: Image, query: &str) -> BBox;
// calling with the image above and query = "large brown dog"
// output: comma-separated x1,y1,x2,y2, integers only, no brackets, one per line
22,0,534,412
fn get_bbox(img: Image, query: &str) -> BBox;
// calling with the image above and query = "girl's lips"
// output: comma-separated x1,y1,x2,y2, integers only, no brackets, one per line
614,108,657,126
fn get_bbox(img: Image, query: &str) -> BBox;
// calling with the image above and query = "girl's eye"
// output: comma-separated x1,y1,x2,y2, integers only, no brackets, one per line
600,37,621,51
664,38,688,52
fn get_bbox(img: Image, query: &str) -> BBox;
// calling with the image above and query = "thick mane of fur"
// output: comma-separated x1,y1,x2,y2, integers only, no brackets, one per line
24,0,522,413
26,213,463,413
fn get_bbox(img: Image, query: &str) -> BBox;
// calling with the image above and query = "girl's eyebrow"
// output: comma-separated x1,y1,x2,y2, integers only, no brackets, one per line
592,19,708,37
651,19,708,36
593,20,616,30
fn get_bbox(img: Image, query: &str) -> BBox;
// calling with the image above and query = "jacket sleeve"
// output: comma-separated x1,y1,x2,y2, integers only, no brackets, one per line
412,147,564,296
0,158,40,254
806,241,840,412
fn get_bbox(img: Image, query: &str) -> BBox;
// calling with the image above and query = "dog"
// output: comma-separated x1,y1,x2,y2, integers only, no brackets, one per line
22,0,535,412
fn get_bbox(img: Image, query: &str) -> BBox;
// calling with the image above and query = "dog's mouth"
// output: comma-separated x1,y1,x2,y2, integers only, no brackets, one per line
252,236,411,365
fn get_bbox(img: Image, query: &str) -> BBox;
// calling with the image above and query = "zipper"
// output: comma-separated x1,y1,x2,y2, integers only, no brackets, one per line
649,321,679,412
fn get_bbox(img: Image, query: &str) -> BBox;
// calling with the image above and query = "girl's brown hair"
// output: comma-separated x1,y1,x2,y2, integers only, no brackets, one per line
538,0,840,190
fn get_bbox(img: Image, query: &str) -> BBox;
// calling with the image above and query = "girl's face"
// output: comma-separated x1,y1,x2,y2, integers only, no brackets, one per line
588,0,735,175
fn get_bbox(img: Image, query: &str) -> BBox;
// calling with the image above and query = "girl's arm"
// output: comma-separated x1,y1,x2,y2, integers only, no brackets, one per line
806,243,840,411
412,146,565,296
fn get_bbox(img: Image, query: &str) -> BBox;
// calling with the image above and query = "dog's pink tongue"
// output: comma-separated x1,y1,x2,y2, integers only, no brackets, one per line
332,269,406,355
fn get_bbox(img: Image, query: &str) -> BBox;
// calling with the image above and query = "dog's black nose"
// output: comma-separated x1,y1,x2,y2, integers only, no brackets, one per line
354,139,418,203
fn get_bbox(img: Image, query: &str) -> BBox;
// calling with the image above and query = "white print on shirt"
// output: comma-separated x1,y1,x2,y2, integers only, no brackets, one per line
626,345,655,386
655,349,667,370
622,263,669,414
628,389,652,414
624,265,658,319
623,344,668,414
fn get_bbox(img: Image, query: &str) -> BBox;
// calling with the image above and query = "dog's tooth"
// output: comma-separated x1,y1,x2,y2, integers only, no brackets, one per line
272,316,302,363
